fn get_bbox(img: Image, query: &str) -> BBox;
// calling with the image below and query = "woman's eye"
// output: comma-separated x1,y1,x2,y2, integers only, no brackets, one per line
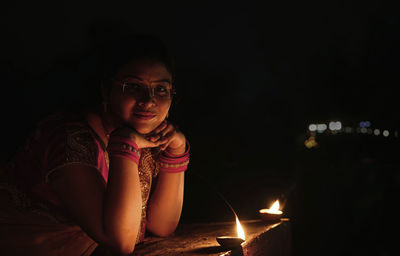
126,83,141,89
155,86,168,94
123,83,142,93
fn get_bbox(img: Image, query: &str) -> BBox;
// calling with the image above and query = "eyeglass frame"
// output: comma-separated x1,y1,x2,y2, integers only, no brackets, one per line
112,76,176,101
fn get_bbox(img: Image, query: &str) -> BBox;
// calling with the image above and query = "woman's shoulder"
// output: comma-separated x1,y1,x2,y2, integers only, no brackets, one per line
31,111,108,187
32,111,100,147
38,112,101,163
5,110,106,198
14,111,103,174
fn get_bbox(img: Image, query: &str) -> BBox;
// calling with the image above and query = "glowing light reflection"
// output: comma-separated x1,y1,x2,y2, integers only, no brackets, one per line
329,121,342,131
309,124,317,131
361,127,367,134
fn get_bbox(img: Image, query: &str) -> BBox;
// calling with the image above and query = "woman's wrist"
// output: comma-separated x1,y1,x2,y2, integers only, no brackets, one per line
165,140,186,155
159,141,190,173
107,135,141,165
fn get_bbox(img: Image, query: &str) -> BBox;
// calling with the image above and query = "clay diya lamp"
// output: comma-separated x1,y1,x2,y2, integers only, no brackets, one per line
259,200,283,222
217,216,245,249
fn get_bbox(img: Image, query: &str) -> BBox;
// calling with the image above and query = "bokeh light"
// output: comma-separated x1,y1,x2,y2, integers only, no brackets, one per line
383,130,389,137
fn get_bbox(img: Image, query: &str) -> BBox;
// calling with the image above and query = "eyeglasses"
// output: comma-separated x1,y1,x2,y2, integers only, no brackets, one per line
120,81,175,101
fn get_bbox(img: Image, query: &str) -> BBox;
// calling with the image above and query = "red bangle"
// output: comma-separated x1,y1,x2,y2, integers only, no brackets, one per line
159,141,190,173
107,136,140,165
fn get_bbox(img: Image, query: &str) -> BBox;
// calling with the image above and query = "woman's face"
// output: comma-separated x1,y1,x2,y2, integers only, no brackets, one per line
107,59,173,134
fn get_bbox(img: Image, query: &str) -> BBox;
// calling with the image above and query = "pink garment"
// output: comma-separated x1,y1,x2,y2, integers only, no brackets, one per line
8,112,109,207
0,112,107,255
1,112,160,255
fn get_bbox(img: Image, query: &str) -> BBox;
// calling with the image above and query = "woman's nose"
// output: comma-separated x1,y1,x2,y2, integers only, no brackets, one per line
137,89,156,107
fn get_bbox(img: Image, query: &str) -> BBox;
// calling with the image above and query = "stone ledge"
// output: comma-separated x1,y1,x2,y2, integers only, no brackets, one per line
222,220,291,256
133,219,291,256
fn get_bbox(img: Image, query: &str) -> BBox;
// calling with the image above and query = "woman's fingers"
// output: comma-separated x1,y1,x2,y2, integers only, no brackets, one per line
148,122,175,142
158,131,174,151
141,121,185,151
150,121,168,135
160,123,174,137
110,124,177,150
139,136,166,149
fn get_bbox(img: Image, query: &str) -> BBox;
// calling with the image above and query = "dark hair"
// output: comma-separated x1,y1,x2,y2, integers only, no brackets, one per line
96,34,175,86
74,32,177,109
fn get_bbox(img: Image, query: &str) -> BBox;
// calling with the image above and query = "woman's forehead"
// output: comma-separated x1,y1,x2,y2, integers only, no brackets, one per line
120,75,172,85
116,59,172,82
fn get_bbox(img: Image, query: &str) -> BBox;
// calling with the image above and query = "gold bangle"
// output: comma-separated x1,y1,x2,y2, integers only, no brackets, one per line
159,159,190,168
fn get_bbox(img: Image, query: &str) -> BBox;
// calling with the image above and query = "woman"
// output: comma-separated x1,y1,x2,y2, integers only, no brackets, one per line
0,34,189,255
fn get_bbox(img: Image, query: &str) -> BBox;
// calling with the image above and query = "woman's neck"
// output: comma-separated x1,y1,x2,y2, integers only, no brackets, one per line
85,106,116,147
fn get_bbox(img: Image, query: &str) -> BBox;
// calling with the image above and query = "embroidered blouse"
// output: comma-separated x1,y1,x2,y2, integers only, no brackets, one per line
0,112,160,255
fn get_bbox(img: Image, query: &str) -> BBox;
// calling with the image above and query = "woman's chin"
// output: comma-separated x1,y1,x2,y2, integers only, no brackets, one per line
124,117,163,135
130,124,156,135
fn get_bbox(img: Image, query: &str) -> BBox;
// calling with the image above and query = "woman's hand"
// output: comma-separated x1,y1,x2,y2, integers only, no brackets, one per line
145,121,186,153
110,127,168,149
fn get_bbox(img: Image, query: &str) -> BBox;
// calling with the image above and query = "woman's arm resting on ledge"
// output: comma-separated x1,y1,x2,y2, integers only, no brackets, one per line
146,171,184,236
49,156,142,255
146,142,186,237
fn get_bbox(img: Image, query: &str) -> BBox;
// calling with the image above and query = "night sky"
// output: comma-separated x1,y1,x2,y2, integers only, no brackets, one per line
1,1,399,255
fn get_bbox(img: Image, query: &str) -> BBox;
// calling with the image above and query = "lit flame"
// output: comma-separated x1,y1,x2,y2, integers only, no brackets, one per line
235,216,245,240
259,200,283,214
270,200,280,212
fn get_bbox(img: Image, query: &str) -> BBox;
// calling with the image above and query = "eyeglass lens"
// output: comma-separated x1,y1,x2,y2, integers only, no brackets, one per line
122,82,173,100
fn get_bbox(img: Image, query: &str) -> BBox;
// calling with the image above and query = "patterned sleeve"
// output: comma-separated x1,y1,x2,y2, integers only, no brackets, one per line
42,124,101,183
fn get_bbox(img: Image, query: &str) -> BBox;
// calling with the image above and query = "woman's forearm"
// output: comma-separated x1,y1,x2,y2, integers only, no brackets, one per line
146,171,184,236
49,157,143,255
103,156,142,254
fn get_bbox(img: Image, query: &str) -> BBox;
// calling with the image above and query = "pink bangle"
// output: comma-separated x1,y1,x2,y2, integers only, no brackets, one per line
159,141,190,173
107,136,140,165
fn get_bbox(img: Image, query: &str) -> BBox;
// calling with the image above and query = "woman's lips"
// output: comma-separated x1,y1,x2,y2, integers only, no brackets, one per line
133,112,156,120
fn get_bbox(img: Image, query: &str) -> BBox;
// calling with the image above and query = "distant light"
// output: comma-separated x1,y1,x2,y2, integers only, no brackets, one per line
344,127,353,133
304,136,318,149
309,124,317,131
360,121,371,128
361,127,367,134
373,129,380,136
367,128,373,135
329,121,342,131
383,130,389,137
317,124,327,133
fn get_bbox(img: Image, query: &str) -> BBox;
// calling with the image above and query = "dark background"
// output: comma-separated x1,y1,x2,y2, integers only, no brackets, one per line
1,1,399,255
